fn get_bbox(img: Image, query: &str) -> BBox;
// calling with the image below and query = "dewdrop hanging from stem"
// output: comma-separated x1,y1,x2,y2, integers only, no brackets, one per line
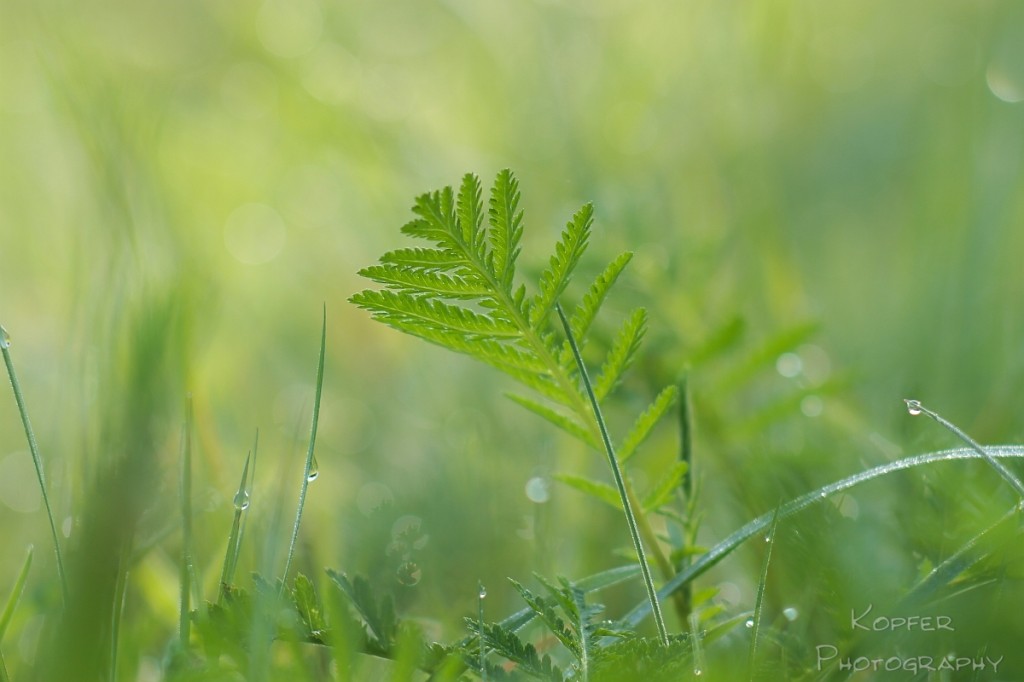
904,399,1024,499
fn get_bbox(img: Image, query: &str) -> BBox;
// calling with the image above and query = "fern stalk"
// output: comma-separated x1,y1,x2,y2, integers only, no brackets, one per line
556,304,669,646
1,325,68,606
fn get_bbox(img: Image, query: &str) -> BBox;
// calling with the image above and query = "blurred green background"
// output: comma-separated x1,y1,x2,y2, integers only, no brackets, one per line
2,0,1023,678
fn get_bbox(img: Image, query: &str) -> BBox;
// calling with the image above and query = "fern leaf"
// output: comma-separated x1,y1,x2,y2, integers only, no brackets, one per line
530,203,593,328
641,462,689,512
402,188,457,244
351,290,519,338
506,393,598,448
488,169,524,293
593,308,647,402
358,264,490,299
510,580,581,659
379,247,468,272
554,473,622,510
474,621,563,681
570,251,633,342
618,385,679,463
326,570,397,652
457,173,486,256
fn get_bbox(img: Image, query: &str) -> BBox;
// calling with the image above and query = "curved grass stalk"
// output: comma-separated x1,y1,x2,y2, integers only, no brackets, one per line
0,546,33,643
220,440,255,600
620,445,1024,629
282,307,327,586
1,326,68,606
904,399,1024,498
556,304,669,646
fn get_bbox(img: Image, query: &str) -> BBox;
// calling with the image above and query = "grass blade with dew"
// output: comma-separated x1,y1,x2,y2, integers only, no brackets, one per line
747,506,780,680
1,324,68,606
478,581,488,682
0,546,32,643
179,395,194,648
904,399,1024,499
688,610,705,678
220,443,255,600
619,445,1024,629
282,306,327,586
555,303,669,646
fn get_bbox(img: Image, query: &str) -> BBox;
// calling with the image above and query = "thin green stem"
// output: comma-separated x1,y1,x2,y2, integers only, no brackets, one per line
0,546,33,643
179,395,194,648
1,326,68,606
220,448,253,600
904,399,1024,499
282,306,327,586
747,506,780,680
478,581,487,682
555,304,669,646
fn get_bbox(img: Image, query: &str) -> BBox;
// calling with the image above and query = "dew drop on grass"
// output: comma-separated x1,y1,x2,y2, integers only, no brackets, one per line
478,584,487,600
904,399,923,416
396,561,421,586
524,476,550,504
306,454,320,482
693,668,703,677
783,607,799,621
744,618,754,628
0,325,10,349
233,490,250,511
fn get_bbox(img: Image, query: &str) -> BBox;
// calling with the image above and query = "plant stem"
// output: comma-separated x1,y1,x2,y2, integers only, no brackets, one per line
556,304,669,646
1,325,68,606
282,307,327,586
904,399,1024,499
179,395,194,648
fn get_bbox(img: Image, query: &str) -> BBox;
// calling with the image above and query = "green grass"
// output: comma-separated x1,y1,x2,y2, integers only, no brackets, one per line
3,1,1024,678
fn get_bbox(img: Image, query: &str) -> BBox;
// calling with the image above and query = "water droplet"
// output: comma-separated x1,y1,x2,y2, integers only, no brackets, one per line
524,476,550,504
306,454,319,482
744,618,754,628
783,607,799,621
0,325,10,349
396,561,421,586
763,535,772,543
478,584,487,600
693,668,703,677
904,399,923,416
820,491,828,499
233,490,250,511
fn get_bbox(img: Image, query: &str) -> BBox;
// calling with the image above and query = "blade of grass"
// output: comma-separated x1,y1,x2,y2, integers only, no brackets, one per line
1,325,68,606
110,563,129,682
220,446,254,600
555,303,669,646
179,395,194,648
282,306,327,586
747,506,780,680
904,399,1024,498
620,445,1024,629
0,546,32,643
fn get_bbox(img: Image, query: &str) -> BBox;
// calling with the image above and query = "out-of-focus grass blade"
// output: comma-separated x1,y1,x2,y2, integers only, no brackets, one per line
1,325,68,605
0,546,32,642
179,395,194,648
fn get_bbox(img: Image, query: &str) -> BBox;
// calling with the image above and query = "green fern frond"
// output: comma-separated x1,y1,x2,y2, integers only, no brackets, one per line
358,264,489,299
529,203,593,328
471,621,562,681
488,169,524,293
506,393,598,448
351,290,519,338
456,173,486,255
569,251,633,341
509,579,581,660
554,473,622,510
641,462,689,512
618,385,679,463
593,308,647,402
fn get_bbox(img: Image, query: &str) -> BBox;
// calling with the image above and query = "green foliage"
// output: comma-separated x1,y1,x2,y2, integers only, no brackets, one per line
350,170,676,465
